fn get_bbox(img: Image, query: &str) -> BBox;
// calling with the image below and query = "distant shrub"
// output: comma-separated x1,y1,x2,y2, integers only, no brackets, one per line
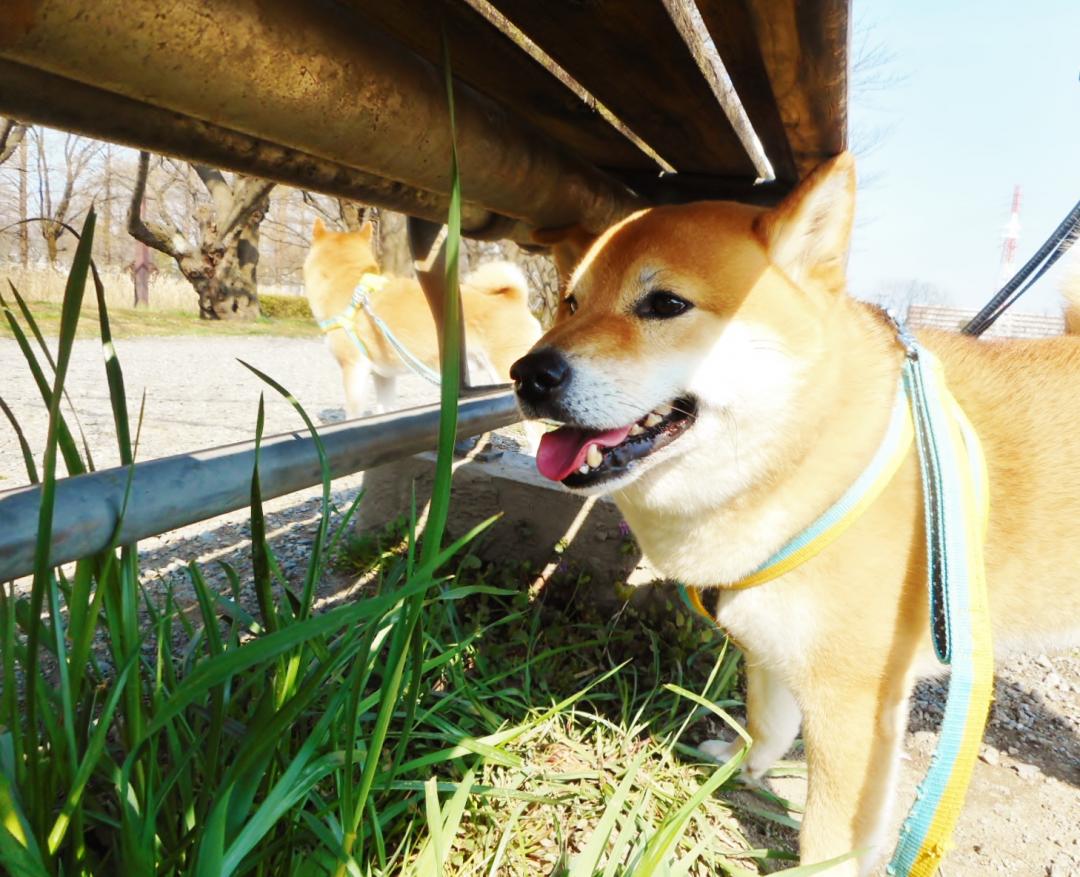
260,293,313,320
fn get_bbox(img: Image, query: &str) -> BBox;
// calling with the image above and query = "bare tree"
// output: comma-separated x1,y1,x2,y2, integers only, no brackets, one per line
870,279,947,319
32,128,102,263
0,118,27,165
301,193,369,233
128,151,274,319
300,193,413,275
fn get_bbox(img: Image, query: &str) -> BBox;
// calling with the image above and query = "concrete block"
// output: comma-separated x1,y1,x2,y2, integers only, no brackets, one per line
355,444,667,601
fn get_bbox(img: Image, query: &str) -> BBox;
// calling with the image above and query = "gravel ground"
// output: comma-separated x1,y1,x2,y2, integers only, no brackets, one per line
0,333,442,624
2,333,1077,874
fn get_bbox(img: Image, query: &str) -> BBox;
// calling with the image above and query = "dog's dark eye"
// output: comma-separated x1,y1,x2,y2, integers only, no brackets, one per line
564,294,579,315
637,290,692,319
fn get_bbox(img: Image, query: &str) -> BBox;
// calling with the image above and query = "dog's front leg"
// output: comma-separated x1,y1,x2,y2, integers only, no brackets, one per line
372,372,397,414
799,675,909,876
700,658,801,783
343,357,373,419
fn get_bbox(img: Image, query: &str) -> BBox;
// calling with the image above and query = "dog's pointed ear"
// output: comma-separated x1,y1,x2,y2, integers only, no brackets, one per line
754,152,856,294
532,224,598,283
356,221,374,242
312,217,328,240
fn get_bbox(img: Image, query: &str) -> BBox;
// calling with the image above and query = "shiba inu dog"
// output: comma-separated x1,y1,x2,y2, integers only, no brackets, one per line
1064,259,1080,335
304,219,543,421
511,153,1080,874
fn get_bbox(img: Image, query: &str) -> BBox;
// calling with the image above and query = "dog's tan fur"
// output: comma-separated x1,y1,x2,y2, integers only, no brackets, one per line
518,154,1080,873
1064,257,1080,335
304,219,542,417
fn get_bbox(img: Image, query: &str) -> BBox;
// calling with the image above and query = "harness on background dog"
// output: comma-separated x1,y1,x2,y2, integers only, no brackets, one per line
317,272,442,386
681,315,994,877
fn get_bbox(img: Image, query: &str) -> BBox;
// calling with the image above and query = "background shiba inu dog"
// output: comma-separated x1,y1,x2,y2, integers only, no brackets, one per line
304,219,543,420
511,153,1080,874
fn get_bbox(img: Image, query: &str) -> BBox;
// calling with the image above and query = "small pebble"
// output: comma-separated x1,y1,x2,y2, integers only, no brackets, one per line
1014,763,1039,781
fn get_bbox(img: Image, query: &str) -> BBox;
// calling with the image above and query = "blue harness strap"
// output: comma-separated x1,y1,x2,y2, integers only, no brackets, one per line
317,273,442,386
679,318,994,876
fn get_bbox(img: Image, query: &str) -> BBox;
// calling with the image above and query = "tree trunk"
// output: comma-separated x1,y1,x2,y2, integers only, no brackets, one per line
375,208,413,277
129,152,274,320
18,134,28,266
184,194,267,320
102,145,112,265
43,221,61,264
337,199,366,231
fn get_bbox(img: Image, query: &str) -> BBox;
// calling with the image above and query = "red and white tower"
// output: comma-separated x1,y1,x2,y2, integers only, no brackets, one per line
997,185,1022,288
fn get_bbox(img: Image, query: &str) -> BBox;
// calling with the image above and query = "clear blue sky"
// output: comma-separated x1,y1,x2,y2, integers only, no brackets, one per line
847,0,1080,312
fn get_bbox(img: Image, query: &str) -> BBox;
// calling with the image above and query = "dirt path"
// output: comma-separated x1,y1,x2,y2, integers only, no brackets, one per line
1,334,1077,874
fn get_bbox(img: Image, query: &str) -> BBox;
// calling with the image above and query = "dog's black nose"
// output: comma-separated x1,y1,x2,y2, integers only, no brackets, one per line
510,348,570,405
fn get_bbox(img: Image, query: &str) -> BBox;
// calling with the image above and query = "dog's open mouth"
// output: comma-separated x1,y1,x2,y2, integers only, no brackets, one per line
536,396,696,487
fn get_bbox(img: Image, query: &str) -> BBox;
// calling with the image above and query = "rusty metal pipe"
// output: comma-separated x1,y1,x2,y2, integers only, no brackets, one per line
0,59,519,238
0,0,641,233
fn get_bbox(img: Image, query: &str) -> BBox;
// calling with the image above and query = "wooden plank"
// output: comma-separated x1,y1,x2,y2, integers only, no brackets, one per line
692,0,798,184
485,0,759,177
343,0,652,172
743,0,849,179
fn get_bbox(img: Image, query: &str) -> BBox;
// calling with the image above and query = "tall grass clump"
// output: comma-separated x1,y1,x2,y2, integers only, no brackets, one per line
0,65,820,877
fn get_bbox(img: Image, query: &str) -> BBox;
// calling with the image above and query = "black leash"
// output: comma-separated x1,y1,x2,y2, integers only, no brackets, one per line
962,197,1080,336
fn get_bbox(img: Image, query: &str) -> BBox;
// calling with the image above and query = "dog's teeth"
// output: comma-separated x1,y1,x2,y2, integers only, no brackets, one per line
644,413,662,428
629,424,645,436
578,464,590,474
586,444,603,468
655,403,673,417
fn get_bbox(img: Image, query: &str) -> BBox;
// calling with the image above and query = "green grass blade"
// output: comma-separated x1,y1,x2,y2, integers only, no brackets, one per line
0,287,86,479
632,763,737,873
247,393,277,633
46,645,139,854
569,752,648,876
772,851,862,875
0,771,47,876
8,282,102,472
88,259,134,465
23,210,95,838
220,687,351,874
0,395,39,484
195,786,232,877
236,360,331,620
419,34,464,565
410,768,474,876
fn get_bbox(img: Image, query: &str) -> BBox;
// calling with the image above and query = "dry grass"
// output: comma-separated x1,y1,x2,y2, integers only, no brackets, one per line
1,264,318,338
3,264,303,311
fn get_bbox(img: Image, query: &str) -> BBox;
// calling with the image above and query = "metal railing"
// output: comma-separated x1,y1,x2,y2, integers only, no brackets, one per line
0,390,520,583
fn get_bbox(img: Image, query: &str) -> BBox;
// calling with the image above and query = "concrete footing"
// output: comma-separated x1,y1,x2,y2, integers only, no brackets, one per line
355,443,670,610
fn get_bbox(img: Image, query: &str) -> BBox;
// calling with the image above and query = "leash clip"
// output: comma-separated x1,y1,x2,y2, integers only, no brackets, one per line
884,308,919,360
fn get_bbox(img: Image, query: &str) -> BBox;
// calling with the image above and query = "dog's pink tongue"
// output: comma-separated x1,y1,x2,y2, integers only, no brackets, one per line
536,425,633,481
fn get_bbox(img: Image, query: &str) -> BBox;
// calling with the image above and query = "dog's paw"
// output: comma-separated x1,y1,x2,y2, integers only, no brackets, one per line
698,737,747,765
699,738,768,788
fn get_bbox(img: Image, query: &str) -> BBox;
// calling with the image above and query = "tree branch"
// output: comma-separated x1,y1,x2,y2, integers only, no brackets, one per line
300,191,366,231
220,176,275,242
193,162,232,228
128,150,186,259
0,118,27,166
